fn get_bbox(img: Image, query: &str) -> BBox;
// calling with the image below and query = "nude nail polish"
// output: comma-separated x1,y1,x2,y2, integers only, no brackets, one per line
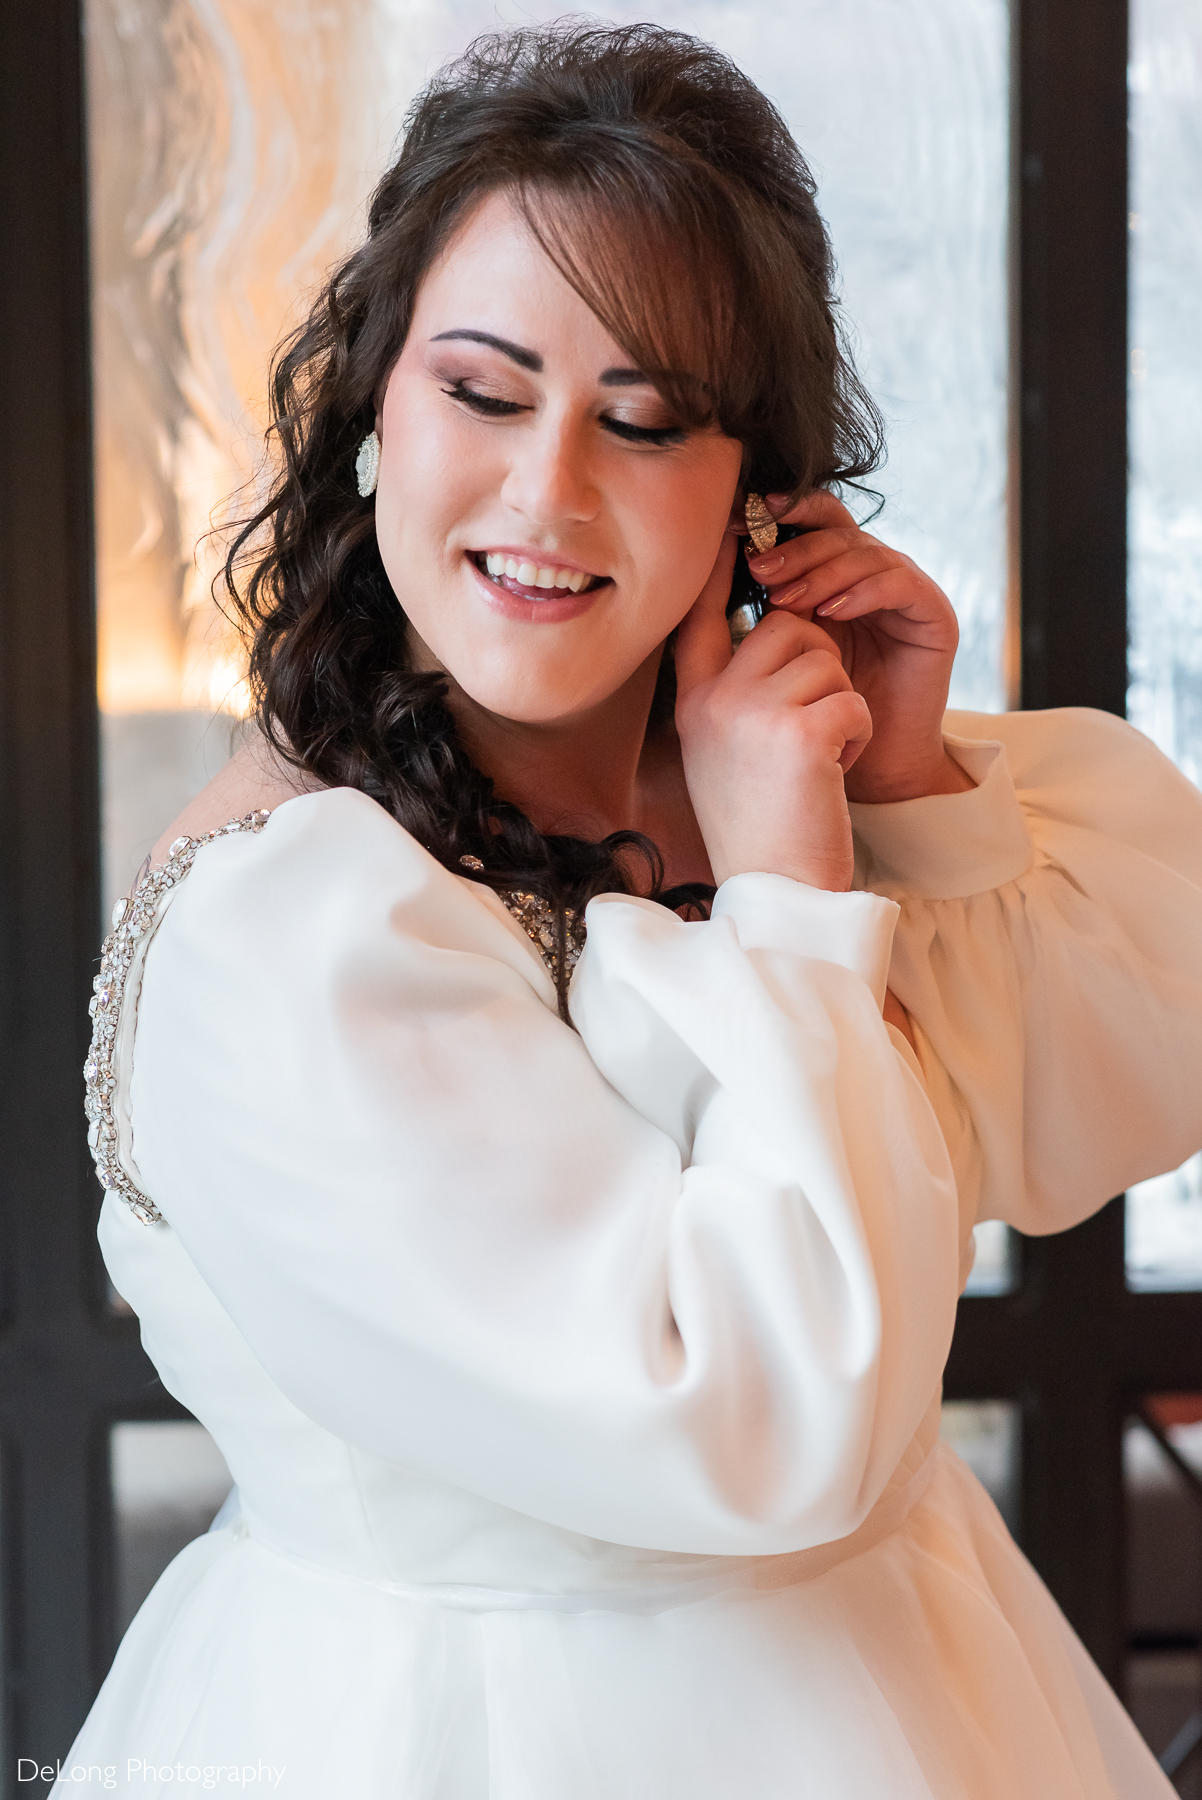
747,550,785,576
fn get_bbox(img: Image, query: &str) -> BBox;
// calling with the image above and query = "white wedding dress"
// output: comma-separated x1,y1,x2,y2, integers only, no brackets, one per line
58,707,1202,1798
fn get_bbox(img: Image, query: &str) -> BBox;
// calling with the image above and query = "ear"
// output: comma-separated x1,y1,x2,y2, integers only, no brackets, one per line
725,488,751,538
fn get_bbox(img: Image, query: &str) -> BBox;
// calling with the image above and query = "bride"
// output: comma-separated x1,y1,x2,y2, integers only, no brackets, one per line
67,20,1201,1797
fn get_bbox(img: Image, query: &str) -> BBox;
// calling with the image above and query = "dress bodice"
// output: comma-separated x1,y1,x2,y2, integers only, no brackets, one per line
101,1191,940,1605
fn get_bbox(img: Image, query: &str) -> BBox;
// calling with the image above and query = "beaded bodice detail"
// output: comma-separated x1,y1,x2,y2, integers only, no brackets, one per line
85,811,583,1224
84,811,273,1225
496,890,585,984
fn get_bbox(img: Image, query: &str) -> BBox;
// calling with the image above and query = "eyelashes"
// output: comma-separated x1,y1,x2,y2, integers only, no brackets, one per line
441,379,686,447
441,380,523,418
602,416,687,448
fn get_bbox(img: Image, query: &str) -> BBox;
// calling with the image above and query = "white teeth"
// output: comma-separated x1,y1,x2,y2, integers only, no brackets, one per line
481,554,594,593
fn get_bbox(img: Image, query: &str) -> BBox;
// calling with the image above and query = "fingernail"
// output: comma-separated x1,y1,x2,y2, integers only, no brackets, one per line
815,594,848,616
747,551,785,576
770,581,808,606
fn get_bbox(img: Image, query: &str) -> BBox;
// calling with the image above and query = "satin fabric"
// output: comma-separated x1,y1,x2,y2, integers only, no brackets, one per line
58,707,1195,1796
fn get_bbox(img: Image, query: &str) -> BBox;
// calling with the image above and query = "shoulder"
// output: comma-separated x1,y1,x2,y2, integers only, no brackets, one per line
144,729,318,872
145,729,322,874
144,782,558,1015
945,706,1202,880
945,705,1170,794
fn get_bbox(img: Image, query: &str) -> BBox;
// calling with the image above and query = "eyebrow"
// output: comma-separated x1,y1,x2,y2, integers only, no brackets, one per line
598,367,649,387
431,330,542,371
430,329,649,387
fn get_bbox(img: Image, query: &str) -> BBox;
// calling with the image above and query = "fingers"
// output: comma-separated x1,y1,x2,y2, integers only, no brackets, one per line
729,615,864,742
778,687,873,772
766,489,858,533
770,547,919,620
747,525,885,594
730,610,843,677
673,533,738,696
813,566,932,623
747,526,956,648
827,690,873,771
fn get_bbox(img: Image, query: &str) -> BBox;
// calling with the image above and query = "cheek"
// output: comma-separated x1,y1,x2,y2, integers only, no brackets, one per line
620,459,739,625
374,387,474,587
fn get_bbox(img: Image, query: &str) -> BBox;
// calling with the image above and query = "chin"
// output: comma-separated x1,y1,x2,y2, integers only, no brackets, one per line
462,682,609,726
446,654,621,725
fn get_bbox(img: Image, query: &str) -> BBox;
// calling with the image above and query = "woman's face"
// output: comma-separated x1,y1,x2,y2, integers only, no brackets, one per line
374,190,744,724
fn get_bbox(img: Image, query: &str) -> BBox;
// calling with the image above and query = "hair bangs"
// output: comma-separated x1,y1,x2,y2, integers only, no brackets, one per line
516,168,761,440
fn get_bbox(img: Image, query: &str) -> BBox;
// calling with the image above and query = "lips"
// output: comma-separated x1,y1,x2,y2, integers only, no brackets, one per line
471,551,607,603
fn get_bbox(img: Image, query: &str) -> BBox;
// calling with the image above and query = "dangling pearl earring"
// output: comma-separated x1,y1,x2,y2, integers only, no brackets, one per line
355,430,380,498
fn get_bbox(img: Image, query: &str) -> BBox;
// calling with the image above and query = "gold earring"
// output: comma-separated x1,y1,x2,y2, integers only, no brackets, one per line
744,492,778,555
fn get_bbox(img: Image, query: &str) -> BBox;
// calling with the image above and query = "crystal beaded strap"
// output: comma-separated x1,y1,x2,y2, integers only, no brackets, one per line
84,810,272,1225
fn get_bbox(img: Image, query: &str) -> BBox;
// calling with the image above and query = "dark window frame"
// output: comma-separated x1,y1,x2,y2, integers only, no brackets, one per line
1,0,1196,1787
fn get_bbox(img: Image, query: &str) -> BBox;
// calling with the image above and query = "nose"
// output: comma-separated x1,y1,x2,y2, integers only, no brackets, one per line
499,410,600,529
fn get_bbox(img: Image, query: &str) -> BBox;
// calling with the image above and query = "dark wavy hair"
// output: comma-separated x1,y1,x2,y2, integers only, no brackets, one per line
225,19,884,1014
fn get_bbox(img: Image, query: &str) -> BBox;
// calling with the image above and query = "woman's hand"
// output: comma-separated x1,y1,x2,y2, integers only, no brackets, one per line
745,492,973,803
674,535,872,891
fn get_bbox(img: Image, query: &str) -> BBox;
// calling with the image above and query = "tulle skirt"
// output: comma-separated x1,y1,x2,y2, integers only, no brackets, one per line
55,1446,1169,1799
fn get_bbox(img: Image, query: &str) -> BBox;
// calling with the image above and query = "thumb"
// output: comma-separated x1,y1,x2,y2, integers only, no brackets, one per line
673,533,739,700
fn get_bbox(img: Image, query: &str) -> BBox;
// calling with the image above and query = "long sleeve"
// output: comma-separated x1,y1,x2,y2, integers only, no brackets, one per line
125,788,959,1558
849,706,1202,1236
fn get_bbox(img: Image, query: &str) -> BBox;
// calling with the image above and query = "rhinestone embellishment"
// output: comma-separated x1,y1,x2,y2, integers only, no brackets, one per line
83,811,272,1225
499,890,585,983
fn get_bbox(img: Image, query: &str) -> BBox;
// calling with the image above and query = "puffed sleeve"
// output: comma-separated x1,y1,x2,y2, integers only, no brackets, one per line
849,706,1202,1236
126,788,959,1558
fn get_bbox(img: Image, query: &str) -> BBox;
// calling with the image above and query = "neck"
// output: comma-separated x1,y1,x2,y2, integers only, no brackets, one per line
437,649,665,841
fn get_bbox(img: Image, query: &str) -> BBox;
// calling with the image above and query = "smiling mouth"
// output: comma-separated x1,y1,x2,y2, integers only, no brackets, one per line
471,552,608,601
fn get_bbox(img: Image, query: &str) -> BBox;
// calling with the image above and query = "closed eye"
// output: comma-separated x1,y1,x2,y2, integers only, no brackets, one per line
601,417,687,447
444,378,686,447
442,380,527,418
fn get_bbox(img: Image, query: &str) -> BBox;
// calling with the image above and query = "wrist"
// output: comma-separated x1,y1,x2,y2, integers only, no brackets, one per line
844,747,975,805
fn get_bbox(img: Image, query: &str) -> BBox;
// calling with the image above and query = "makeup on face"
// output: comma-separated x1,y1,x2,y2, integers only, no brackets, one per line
466,547,611,625
371,191,743,723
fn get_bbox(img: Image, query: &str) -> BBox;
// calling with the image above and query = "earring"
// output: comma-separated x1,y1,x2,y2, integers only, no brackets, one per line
744,491,778,555
355,430,380,498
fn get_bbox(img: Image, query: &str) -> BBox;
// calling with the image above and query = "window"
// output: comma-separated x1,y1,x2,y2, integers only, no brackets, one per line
1124,0,1202,1299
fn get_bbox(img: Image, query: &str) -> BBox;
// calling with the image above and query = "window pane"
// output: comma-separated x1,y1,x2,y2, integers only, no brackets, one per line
1128,1154,1202,1293
1125,1397,1202,1784
963,1218,1016,1296
939,1399,1020,1535
1127,0,1202,777
1125,0,1202,1295
110,1422,232,1637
